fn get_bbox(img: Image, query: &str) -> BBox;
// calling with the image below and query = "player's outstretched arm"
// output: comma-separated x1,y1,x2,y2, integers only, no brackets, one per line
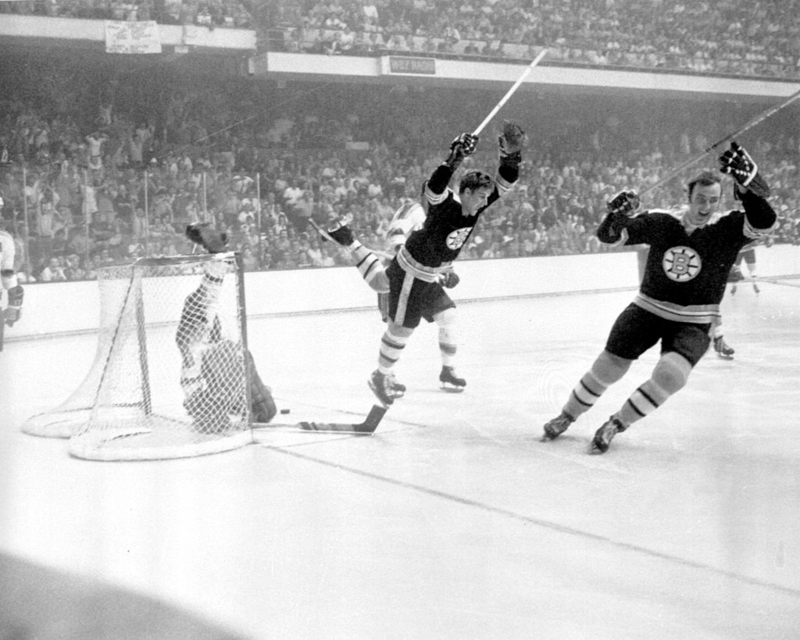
718,141,776,232
427,133,479,198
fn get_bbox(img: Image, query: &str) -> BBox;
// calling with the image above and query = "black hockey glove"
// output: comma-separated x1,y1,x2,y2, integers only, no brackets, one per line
606,190,640,217
440,271,460,289
718,141,770,199
445,133,479,169
498,120,526,166
4,284,23,327
186,223,229,254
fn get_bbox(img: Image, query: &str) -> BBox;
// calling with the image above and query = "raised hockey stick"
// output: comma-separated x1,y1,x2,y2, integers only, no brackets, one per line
640,86,800,197
472,49,548,137
253,404,387,434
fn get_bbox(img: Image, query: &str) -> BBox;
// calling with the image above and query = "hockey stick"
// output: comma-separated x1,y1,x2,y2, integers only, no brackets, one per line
472,49,547,137
640,86,800,197
253,404,387,435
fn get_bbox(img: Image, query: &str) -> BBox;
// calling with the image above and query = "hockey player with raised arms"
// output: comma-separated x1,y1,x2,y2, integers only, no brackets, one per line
320,122,525,406
376,186,465,394
540,141,776,454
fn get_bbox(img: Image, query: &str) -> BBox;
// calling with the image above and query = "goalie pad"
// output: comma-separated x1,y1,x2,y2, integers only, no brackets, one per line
4,284,23,327
245,350,277,423
718,141,770,199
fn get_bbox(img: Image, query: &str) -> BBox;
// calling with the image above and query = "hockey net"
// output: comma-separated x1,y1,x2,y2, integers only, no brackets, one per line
23,253,253,460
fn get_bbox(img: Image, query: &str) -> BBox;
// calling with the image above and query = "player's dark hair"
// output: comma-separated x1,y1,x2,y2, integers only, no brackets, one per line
459,171,494,195
686,171,721,199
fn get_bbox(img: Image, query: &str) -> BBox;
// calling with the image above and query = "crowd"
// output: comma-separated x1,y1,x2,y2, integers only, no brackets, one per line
0,0,253,28
2,0,800,80
276,0,800,79
1,48,799,285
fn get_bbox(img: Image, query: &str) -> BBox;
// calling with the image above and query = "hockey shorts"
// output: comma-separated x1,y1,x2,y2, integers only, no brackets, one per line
605,303,711,367
384,259,455,329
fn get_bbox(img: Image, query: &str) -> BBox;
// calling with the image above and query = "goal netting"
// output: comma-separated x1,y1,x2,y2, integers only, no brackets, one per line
22,253,253,460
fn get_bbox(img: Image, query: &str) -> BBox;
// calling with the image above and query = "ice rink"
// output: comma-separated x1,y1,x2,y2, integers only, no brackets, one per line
1,281,799,639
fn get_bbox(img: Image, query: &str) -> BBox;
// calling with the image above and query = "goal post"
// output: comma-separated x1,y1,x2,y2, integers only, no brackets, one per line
23,253,254,460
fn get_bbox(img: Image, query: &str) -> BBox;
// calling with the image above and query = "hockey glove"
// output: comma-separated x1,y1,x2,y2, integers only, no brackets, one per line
445,133,479,169
186,223,229,254
498,120,526,166
727,265,745,283
606,190,640,217
718,141,770,199
4,284,23,327
440,271,460,289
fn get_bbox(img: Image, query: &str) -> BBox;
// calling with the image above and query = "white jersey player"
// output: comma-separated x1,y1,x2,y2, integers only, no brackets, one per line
377,197,466,392
1,227,24,329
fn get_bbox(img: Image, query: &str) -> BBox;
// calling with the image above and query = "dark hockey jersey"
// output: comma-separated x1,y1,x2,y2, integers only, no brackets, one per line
599,191,775,324
404,162,516,268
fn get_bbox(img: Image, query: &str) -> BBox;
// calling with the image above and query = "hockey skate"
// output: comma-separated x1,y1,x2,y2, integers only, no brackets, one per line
713,336,734,360
540,411,575,441
186,223,228,254
590,416,627,454
439,366,466,393
368,369,405,407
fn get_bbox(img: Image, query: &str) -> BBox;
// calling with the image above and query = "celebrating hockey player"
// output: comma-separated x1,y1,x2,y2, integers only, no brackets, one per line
320,121,524,406
540,141,776,453
178,223,276,432
1,223,23,328
376,191,466,393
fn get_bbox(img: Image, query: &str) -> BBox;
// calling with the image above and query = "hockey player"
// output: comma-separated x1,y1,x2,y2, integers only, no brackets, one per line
376,193,465,393
730,238,763,295
713,235,768,360
178,223,276,432
540,141,776,454
1,224,23,328
320,122,525,406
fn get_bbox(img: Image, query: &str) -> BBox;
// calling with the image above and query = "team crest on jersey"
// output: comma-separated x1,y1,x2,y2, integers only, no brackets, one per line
662,246,701,282
446,227,472,250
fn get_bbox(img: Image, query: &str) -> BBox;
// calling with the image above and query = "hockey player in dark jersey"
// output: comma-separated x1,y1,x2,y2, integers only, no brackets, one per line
377,193,466,393
320,123,524,406
540,141,776,453
179,224,276,432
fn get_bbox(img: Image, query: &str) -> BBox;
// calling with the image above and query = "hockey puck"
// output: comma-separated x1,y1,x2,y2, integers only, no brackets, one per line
280,409,290,414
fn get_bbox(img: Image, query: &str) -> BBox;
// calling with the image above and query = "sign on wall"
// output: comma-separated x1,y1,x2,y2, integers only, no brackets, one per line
105,21,162,54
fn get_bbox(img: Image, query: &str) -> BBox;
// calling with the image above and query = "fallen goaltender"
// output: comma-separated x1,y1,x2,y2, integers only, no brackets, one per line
252,404,387,434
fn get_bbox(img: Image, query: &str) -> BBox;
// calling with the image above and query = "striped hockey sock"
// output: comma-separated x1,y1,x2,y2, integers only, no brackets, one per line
378,324,411,373
351,246,386,291
563,369,608,419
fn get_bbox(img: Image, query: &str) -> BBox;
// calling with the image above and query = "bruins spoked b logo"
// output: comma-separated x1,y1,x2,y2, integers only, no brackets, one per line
662,246,701,282
446,227,472,250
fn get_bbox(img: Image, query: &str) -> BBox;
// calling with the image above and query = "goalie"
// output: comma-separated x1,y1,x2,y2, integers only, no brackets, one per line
317,121,525,406
177,223,276,433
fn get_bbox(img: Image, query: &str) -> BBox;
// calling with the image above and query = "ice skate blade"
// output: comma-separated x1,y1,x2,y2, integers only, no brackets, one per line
440,385,465,393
